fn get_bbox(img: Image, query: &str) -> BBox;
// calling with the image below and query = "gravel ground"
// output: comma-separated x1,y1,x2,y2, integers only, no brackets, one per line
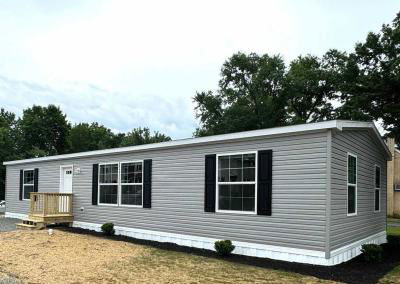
0,217,20,232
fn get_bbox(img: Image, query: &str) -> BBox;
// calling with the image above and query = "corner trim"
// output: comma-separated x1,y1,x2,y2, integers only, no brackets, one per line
72,220,386,266
325,130,332,258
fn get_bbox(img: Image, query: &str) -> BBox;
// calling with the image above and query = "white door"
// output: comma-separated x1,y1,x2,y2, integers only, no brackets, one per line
61,167,73,193
60,167,73,213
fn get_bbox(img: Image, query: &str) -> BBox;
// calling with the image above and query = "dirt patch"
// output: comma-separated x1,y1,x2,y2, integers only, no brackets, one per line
62,227,400,284
0,230,332,284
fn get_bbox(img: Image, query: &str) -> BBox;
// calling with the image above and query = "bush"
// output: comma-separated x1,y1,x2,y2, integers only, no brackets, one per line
361,244,383,263
101,223,115,236
214,240,235,257
387,235,400,248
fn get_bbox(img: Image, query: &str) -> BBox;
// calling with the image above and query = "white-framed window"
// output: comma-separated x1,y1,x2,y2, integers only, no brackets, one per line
23,169,35,200
216,152,257,214
374,165,381,212
120,161,143,207
98,163,119,205
347,153,357,216
98,161,143,207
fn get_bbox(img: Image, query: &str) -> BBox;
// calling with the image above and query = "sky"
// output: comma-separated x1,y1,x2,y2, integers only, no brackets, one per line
0,1,398,139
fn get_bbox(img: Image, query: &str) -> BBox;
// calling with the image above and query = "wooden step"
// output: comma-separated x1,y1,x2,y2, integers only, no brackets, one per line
16,223,37,230
18,218,46,230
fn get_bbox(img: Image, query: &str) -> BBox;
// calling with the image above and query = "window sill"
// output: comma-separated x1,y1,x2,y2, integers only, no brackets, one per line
347,213,357,217
216,209,257,215
119,204,143,208
97,203,119,207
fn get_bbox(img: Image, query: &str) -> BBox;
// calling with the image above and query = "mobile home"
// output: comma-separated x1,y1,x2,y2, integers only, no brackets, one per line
4,120,391,265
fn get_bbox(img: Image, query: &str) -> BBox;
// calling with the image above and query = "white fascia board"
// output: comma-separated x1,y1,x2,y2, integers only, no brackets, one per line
3,120,341,166
6,119,389,165
336,120,391,159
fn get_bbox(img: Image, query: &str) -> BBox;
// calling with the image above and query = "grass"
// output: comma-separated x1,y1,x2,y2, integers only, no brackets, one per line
0,230,334,284
378,226,400,283
387,217,400,224
387,226,400,236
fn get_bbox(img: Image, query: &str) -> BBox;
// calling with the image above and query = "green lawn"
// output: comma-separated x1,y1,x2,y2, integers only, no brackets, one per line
387,226,400,236
379,226,400,283
387,217,400,224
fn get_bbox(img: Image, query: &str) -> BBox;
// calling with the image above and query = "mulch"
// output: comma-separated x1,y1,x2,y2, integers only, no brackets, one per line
58,226,400,284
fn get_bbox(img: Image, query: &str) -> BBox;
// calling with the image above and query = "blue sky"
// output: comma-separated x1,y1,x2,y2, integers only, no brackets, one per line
0,1,398,138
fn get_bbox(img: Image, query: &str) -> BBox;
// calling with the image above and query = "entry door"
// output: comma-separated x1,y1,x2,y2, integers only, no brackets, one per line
61,167,73,194
60,167,73,213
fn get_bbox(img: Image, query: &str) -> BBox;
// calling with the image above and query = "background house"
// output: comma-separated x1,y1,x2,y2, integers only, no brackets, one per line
387,138,400,216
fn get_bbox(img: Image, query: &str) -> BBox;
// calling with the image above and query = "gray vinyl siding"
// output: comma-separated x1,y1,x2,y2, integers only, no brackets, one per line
5,131,328,252
330,129,387,251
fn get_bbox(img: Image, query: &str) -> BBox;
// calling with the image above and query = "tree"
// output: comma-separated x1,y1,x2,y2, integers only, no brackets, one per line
194,52,287,136
284,53,341,124
120,127,171,147
337,12,400,141
19,105,71,157
69,122,122,153
0,109,19,200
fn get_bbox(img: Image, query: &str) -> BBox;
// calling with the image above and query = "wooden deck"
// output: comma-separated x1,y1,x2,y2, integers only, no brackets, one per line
17,192,74,230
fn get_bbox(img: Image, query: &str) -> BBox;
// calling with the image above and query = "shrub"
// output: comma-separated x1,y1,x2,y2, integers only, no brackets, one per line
101,223,115,236
214,240,235,257
361,244,383,263
387,235,400,248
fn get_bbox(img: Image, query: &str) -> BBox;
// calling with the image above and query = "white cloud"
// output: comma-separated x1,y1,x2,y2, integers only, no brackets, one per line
0,75,196,138
0,0,398,138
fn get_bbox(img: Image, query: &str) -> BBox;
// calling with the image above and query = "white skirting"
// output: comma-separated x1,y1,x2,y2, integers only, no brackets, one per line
72,220,386,266
5,212,27,219
4,212,386,266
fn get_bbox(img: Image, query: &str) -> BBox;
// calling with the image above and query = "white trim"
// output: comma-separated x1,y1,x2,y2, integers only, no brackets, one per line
347,153,357,216
22,169,35,201
5,212,28,219
215,151,257,214
119,160,144,207
98,161,144,207
59,164,74,194
3,120,390,166
72,220,386,266
374,164,381,212
98,162,119,206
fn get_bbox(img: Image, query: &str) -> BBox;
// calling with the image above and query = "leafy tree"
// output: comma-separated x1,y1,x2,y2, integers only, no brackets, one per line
0,109,19,200
284,53,341,124
120,127,171,147
194,52,287,136
337,12,400,141
68,122,122,153
19,105,71,157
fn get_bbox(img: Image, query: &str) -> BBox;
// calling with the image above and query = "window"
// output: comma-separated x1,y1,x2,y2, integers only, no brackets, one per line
98,161,143,206
99,163,119,205
347,154,357,215
120,162,143,206
374,165,381,212
23,169,35,200
217,152,256,213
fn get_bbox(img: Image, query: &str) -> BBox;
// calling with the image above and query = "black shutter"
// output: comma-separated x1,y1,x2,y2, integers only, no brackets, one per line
92,164,99,205
19,170,23,200
143,159,152,208
257,150,273,216
204,154,216,212
33,168,39,192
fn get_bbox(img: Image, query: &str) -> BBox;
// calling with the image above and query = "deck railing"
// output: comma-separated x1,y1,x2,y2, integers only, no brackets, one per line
30,192,73,216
